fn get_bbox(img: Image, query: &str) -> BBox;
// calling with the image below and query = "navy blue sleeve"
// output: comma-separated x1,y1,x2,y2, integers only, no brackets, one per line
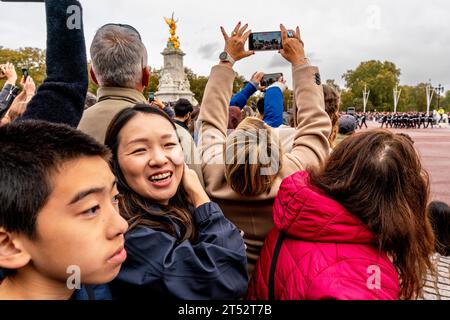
263,86,284,128
163,106,175,118
115,202,249,300
0,84,13,111
73,285,112,300
18,0,87,128
230,82,257,109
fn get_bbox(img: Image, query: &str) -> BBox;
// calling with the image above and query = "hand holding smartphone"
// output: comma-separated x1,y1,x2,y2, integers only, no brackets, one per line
148,92,155,102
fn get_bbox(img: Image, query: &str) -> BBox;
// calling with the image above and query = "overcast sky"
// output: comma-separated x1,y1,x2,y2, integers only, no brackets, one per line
1,0,449,92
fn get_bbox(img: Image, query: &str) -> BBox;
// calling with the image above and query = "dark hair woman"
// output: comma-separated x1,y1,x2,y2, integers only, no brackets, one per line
420,201,450,300
105,104,248,300
248,129,435,300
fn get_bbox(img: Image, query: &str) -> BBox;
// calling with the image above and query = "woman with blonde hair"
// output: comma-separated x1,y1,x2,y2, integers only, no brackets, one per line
322,84,340,148
198,22,331,274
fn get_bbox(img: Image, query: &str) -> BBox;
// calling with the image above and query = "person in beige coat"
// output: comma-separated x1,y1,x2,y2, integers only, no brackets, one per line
198,22,331,274
77,24,203,186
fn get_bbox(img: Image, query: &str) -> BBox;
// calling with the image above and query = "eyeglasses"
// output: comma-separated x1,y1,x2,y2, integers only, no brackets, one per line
98,23,142,40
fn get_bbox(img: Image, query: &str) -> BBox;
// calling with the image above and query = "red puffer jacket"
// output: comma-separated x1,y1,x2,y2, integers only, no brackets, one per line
247,171,400,300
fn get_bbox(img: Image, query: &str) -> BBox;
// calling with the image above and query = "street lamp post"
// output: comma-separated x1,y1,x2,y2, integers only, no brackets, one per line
426,81,434,116
393,85,402,113
436,84,444,109
363,85,370,113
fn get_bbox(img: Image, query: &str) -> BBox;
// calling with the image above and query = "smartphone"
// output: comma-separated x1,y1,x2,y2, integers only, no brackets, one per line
261,73,283,87
249,31,282,51
148,92,155,102
249,30,295,51
21,68,29,81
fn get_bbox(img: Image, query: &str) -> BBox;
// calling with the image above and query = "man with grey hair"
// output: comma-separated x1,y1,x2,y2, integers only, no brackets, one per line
78,24,203,185
78,24,150,141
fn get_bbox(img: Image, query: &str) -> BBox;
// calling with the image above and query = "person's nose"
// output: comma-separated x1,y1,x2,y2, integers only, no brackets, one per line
148,147,169,167
106,202,128,240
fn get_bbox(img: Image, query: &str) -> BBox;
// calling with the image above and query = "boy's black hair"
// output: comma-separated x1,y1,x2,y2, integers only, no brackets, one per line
173,98,193,118
0,120,111,239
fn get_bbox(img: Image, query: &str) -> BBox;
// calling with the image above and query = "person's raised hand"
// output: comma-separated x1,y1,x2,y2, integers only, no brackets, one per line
251,71,265,84
182,164,210,208
277,75,287,85
150,98,165,110
3,62,18,85
220,22,255,64
279,25,307,67
22,76,36,97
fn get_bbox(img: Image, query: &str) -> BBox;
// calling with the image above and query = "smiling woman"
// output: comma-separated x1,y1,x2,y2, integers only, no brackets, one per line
104,104,248,300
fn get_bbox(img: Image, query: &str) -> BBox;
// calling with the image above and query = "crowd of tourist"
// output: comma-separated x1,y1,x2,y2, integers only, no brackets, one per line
1,0,449,300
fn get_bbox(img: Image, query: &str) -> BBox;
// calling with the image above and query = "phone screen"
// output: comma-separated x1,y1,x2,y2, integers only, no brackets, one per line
22,68,29,81
148,92,155,102
249,31,282,51
261,73,283,87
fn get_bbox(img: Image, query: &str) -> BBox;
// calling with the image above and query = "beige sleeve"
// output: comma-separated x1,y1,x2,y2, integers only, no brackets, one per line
283,65,331,173
197,64,235,165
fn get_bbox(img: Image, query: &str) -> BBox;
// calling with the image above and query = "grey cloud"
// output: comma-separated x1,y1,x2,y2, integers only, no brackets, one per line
267,52,320,68
267,55,286,68
197,42,221,60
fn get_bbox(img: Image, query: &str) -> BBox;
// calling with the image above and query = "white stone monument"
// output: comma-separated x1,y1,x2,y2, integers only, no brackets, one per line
155,13,198,106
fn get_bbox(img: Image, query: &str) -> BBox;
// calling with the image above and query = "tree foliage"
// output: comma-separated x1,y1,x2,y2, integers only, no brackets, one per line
342,60,400,112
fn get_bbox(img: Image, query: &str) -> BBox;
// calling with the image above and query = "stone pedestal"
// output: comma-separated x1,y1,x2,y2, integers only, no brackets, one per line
155,46,198,106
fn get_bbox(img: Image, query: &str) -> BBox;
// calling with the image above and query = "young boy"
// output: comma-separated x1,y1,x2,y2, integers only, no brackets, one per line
0,121,128,300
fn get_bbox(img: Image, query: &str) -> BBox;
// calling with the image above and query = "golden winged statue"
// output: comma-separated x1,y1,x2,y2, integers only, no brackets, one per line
164,12,180,49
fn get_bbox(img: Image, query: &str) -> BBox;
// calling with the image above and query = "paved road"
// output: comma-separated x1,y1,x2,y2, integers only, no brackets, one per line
361,122,450,205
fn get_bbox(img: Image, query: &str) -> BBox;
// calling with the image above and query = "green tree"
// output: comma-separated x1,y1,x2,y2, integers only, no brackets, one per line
342,60,400,112
233,73,246,94
325,79,341,93
142,67,161,100
0,46,46,88
397,84,428,112
185,67,209,104
340,89,354,110
440,91,450,110
283,89,294,113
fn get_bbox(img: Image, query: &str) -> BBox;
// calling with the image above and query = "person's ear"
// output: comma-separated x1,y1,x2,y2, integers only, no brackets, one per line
89,66,99,86
142,66,150,88
0,229,31,270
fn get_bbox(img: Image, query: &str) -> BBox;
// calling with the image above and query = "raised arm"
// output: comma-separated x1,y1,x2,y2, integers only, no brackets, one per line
263,78,286,128
279,25,331,172
18,0,87,127
229,72,263,109
198,22,254,163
